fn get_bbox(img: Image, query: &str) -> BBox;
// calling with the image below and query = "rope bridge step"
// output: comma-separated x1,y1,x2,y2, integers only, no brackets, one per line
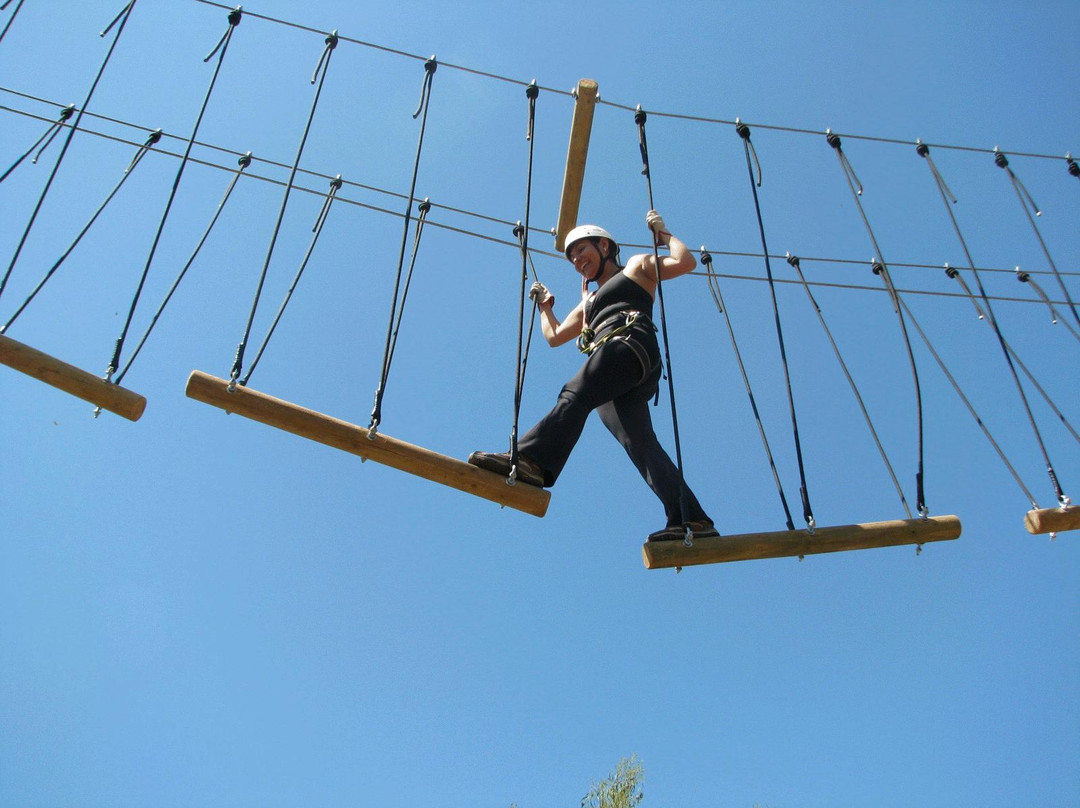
642,515,961,569
185,370,550,518
0,333,146,420
1024,505,1080,535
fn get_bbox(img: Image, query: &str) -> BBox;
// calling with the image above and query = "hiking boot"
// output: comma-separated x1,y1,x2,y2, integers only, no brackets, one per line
647,520,720,542
468,451,545,487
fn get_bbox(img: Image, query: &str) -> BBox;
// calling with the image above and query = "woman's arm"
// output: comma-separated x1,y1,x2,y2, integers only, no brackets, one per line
625,210,697,293
537,298,585,347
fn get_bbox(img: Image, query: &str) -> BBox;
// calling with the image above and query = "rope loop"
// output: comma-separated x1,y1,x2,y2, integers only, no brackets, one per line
413,55,437,118
735,119,763,187
205,5,242,62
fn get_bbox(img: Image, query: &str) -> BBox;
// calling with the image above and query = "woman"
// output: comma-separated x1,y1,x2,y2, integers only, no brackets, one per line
470,210,717,542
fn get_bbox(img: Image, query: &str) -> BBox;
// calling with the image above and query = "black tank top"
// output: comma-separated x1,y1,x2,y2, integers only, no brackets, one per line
585,270,654,329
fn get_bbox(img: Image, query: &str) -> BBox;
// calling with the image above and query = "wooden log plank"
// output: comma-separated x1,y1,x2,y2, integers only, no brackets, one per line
1024,505,1080,535
185,370,550,518
0,332,146,421
554,78,599,253
642,515,961,569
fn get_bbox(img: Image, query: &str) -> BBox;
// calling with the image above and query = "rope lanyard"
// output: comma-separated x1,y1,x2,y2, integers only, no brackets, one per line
0,0,138,304
0,103,75,184
634,107,690,533
828,130,928,518
240,175,342,386
945,267,1080,447
993,149,1079,330
229,30,338,390
508,81,540,484
1,129,161,333
736,121,814,531
113,151,252,386
785,254,912,520
106,5,243,383
702,250,796,532
368,56,438,434
919,142,1070,508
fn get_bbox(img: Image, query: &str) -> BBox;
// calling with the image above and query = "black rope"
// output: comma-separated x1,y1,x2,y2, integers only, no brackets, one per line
736,121,814,530
785,254,912,519
828,130,928,517
919,141,1070,508
1,129,161,333
229,30,338,389
508,81,540,484
106,5,242,383
994,149,1080,330
114,151,252,386
0,103,74,184
241,174,342,386
369,56,437,433
0,0,137,304
702,249,796,531
634,107,692,537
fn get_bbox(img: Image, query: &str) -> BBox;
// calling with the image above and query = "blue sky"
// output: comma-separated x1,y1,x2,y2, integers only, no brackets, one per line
1,1,1077,806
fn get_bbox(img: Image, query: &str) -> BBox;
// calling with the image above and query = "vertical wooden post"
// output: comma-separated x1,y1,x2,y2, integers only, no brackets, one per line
554,78,599,252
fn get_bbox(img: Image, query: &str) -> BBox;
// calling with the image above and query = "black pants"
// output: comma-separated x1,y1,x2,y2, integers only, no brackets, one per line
518,331,710,528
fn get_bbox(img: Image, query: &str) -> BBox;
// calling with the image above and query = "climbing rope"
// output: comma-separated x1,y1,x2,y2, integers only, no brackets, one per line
785,254,912,520
0,0,138,303
106,5,242,384
828,130,928,518
369,56,438,434
508,80,540,485
701,249,796,531
240,175,343,386
736,121,814,531
1,128,161,333
0,103,74,184
634,106,691,538
993,149,1080,330
229,29,338,390
114,151,253,386
919,141,1071,509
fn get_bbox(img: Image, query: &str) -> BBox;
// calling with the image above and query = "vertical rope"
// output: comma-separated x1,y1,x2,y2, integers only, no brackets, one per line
0,0,138,303
240,175,342,386
828,130,928,517
736,121,814,530
702,250,796,531
634,106,691,537
229,30,338,389
785,254,912,519
920,141,1070,508
1,129,161,333
0,0,27,46
369,56,438,433
107,5,243,382
994,148,1080,330
114,151,252,385
508,81,540,484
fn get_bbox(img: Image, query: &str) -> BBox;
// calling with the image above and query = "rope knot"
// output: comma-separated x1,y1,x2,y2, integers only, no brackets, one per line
227,6,242,26
785,253,800,269
700,249,713,267
915,141,929,158
871,260,885,276
735,120,751,141
1068,155,1080,178
994,149,1009,168
525,80,539,100
826,131,842,150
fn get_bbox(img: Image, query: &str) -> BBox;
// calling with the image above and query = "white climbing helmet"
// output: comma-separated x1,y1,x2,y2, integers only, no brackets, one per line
563,224,617,258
